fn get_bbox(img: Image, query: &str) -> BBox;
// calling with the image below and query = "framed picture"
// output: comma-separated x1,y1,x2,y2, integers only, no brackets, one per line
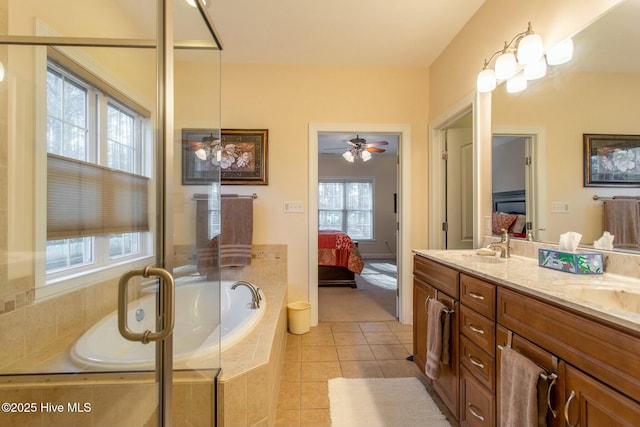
584,134,640,187
220,129,268,185
181,128,268,185
181,128,221,185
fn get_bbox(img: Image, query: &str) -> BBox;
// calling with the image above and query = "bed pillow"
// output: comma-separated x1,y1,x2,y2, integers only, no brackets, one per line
509,214,527,234
492,212,518,235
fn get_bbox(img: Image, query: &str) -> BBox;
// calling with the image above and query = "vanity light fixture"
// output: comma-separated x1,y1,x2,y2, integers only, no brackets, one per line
477,23,574,94
186,0,206,8
0,61,4,82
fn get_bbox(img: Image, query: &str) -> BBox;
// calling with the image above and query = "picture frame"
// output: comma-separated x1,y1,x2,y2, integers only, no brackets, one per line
181,128,268,185
583,133,640,187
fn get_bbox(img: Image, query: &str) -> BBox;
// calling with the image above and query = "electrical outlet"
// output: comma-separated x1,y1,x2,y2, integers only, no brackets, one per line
551,201,570,213
283,201,304,213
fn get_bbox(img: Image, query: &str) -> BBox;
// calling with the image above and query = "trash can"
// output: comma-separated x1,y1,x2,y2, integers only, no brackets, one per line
287,301,311,334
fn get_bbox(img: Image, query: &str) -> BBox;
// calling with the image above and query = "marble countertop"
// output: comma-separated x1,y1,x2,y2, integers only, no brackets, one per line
413,249,640,334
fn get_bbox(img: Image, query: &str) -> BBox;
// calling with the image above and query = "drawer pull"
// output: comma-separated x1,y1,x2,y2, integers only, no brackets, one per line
469,291,485,300
468,324,485,335
468,354,485,369
468,404,485,421
564,390,576,427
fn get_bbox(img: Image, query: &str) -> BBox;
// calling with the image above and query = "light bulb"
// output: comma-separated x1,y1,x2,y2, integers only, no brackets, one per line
546,38,573,65
477,68,497,93
361,151,372,161
517,33,544,65
495,52,517,80
342,150,355,162
186,0,206,8
524,57,547,80
0,62,4,82
506,72,527,93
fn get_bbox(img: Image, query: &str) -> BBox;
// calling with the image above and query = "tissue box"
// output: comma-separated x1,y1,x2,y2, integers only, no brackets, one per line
538,249,603,274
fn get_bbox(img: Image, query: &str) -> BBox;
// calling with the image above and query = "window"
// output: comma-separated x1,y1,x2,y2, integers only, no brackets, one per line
45,59,150,282
318,179,374,240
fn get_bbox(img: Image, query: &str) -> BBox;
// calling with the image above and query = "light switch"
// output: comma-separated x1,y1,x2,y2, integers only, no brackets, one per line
551,201,569,213
284,201,304,213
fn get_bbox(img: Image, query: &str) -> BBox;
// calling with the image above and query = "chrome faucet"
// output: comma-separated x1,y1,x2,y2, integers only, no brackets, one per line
487,228,511,258
526,227,546,241
231,280,262,309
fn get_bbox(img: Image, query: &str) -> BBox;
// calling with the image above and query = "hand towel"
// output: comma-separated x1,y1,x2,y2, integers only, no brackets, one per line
604,199,640,249
500,347,545,427
425,298,449,380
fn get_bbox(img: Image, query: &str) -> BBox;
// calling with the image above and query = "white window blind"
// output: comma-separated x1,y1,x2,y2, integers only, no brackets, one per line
319,179,374,240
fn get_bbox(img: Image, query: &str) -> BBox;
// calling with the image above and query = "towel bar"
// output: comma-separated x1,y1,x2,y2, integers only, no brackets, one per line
424,295,455,314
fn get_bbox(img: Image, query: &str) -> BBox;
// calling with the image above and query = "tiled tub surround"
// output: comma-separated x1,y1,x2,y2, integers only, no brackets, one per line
416,239,640,332
0,244,289,427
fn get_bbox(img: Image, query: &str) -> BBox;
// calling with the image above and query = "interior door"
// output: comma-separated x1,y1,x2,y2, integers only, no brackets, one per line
0,2,223,427
446,127,474,249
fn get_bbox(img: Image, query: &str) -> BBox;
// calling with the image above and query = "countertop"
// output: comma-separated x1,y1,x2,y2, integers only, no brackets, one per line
413,249,640,334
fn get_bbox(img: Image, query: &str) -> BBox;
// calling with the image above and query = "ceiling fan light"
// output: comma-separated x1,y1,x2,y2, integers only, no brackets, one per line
495,52,517,80
342,150,355,162
506,72,527,93
546,38,573,65
195,148,207,160
517,33,544,65
524,57,547,80
477,68,497,93
361,150,372,161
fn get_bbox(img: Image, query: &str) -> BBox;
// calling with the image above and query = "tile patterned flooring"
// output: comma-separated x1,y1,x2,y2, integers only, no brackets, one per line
275,320,457,427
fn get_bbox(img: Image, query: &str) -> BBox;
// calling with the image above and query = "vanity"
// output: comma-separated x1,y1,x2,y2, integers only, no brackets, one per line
413,249,640,427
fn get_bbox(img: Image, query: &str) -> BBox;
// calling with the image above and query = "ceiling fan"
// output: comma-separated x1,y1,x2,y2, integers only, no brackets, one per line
341,135,389,162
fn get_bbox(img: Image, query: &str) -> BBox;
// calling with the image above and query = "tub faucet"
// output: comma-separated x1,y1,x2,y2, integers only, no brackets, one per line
231,281,261,309
487,228,511,258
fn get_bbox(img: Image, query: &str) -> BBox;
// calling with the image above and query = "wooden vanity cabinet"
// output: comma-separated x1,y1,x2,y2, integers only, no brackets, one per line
413,256,460,419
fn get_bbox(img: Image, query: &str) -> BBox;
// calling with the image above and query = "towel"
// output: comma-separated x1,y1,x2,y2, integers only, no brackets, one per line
218,196,253,267
425,298,450,380
500,348,545,427
604,198,640,249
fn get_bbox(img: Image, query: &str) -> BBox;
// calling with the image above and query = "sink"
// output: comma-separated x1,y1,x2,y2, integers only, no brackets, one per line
560,283,640,314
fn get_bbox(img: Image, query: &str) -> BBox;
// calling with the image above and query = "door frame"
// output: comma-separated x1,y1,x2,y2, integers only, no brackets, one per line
429,91,489,249
308,123,412,325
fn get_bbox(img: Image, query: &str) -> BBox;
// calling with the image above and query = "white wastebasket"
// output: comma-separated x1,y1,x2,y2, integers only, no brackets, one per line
287,301,311,334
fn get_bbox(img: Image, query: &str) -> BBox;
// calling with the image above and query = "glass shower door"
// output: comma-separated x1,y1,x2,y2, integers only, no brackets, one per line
0,1,223,426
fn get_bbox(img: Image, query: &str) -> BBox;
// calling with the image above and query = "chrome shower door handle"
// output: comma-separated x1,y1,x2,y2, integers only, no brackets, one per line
118,266,175,344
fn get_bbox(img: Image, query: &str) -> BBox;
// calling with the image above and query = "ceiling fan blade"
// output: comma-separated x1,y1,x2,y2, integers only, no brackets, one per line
183,140,204,150
366,147,386,153
366,141,389,147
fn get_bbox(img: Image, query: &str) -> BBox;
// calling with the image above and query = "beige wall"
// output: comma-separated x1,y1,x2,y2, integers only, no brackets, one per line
219,64,429,302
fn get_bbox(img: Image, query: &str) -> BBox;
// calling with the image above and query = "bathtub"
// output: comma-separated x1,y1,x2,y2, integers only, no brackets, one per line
70,279,266,370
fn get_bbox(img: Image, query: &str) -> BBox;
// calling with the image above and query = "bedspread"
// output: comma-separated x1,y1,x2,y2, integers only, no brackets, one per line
318,230,364,274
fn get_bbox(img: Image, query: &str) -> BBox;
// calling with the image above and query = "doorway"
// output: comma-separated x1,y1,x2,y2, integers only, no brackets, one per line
308,123,413,326
317,132,399,322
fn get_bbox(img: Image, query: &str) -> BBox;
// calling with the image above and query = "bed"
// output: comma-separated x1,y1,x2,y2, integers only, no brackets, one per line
318,230,364,288
492,190,527,238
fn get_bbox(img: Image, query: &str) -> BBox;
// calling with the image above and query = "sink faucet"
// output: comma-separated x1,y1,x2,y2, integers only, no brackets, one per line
526,227,546,241
487,228,511,258
231,280,262,309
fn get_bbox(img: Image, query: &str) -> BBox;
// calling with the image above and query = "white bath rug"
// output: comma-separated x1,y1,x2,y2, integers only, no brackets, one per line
328,377,452,427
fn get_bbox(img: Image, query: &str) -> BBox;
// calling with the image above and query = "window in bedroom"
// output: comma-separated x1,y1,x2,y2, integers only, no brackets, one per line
318,178,374,240
45,57,152,284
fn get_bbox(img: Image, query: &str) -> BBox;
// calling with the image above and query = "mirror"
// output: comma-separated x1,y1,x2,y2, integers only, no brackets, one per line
491,0,640,251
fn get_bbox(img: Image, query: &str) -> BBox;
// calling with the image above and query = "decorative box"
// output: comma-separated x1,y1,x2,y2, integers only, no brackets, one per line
538,248,603,274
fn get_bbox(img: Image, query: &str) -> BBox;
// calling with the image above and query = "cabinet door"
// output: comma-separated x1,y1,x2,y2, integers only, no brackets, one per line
413,277,435,371
564,363,640,427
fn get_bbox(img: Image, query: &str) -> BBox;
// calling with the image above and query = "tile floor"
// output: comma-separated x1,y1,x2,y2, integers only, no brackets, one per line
274,320,457,427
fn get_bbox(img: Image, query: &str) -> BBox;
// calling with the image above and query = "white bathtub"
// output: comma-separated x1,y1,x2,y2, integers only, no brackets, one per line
70,279,266,370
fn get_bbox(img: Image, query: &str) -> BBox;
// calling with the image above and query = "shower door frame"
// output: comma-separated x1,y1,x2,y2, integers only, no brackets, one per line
0,1,224,425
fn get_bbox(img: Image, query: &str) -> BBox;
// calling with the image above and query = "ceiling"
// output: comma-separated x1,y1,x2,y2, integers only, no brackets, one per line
207,0,486,67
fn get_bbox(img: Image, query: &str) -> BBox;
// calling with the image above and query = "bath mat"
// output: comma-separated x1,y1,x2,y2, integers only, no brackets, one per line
328,377,452,427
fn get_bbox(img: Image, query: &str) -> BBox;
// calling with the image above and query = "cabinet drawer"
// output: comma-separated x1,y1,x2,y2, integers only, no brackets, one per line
460,274,496,320
460,305,495,356
414,255,459,299
460,366,495,427
460,335,495,393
